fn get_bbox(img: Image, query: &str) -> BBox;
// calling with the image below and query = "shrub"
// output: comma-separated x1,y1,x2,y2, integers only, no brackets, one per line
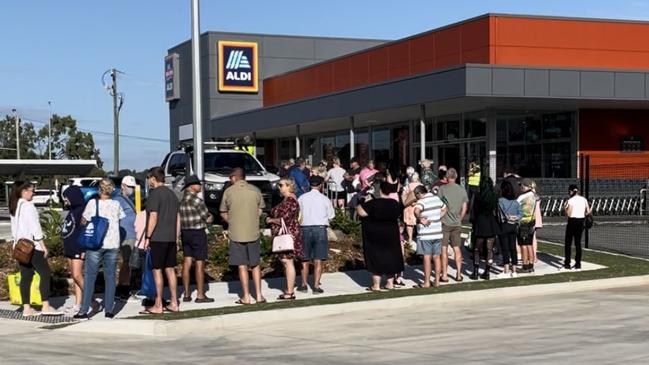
330,208,362,241
40,210,64,257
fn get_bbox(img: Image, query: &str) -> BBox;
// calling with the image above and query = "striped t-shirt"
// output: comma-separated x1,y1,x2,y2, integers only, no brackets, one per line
416,193,445,241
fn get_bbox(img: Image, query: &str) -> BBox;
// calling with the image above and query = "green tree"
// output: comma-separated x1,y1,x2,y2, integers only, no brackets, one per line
36,114,104,168
0,116,39,159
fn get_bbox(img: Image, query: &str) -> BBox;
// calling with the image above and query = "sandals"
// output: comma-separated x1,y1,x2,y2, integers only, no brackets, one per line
412,283,431,289
256,298,268,304
455,276,464,282
277,293,296,300
139,309,162,315
365,287,386,292
235,299,252,305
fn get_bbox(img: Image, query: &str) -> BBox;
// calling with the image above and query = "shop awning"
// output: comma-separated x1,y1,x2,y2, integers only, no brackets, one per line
0,159,97,176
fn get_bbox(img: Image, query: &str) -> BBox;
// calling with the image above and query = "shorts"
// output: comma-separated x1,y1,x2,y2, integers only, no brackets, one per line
120,239,136,263
181,229,208,261
301,226,329,261
229,240,261,267
150,241,178,269
334,190,347,201
64,240,85,260
442,225,462,248
417,239,442,256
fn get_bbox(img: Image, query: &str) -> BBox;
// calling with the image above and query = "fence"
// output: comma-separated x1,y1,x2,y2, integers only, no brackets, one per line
536,154,649,258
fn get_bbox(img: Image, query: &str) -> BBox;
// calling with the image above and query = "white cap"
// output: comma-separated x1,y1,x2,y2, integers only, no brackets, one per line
122,175,136,187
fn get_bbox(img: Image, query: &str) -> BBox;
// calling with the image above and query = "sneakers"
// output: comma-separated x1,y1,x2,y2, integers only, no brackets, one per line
105,312,115,319
41,309,64,316
572,265,582,271
297,285,309,293
511,272,518,278
558,266,572,272
312,287,324,295
73,312,90,320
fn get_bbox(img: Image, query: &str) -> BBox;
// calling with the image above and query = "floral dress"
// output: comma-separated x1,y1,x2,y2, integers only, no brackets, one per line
270,197,304,259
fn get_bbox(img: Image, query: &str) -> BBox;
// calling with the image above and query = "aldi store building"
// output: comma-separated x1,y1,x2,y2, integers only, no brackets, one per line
167,14,649,182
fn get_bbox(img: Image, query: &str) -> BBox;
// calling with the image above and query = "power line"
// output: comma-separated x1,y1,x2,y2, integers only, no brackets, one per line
17,116,169,143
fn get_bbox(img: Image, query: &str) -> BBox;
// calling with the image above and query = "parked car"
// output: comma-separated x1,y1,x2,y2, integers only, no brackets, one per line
59,176,147,205
32,189,59,207
160,142,280,216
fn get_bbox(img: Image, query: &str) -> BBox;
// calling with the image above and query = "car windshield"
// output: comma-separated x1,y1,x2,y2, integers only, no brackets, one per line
204,152,264,174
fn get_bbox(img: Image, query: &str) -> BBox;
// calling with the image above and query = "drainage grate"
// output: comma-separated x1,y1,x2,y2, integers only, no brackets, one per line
0,309,79,324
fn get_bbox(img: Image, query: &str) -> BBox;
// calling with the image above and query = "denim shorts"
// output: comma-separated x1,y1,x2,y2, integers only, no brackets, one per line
301,226,329,261
417,238,442,257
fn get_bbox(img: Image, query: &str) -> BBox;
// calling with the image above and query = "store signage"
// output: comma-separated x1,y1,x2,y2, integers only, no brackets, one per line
165,53,180,101
218,41,258,93
620,136,644,152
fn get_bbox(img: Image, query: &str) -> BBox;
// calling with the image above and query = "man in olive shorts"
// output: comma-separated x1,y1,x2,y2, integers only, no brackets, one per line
437,168,469,282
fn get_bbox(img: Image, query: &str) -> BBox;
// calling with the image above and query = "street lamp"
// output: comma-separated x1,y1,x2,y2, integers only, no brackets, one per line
11,108,20,160
48,101,53,159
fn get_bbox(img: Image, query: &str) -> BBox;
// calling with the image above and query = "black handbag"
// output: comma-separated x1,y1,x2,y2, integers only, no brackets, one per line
584,214,594,230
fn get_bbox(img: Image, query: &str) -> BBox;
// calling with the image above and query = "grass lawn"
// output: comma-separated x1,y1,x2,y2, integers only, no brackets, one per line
136,242,649,321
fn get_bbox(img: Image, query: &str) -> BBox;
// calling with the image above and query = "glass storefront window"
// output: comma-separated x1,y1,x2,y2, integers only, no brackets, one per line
497,111,575,178
372,129,390,166
355,131,370,167
305,137,317,166
436,114,461,141
278,139,295,161
464,112,487,138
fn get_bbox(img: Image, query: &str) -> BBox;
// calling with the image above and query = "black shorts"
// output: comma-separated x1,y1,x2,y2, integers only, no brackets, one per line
334,190,347,201
150,241,178,269
181,229,208,261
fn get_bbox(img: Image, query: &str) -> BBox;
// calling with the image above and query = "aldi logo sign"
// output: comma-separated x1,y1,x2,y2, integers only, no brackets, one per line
218,41,258,93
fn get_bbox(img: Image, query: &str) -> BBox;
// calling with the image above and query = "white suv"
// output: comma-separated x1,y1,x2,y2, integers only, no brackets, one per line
32,189,60,206
161,145,280,215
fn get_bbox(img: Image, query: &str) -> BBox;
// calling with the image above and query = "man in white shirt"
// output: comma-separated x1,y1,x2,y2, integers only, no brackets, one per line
413,185,446,288
298,176,335,294
563,184,592,271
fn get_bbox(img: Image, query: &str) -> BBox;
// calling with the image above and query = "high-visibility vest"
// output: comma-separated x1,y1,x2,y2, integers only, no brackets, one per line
468,172,481,187
235,145,255,155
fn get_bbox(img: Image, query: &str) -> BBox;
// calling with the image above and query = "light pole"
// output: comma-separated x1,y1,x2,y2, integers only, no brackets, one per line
12,108,20,160
48,100,53,159
102,68,124,175
191,0,204,179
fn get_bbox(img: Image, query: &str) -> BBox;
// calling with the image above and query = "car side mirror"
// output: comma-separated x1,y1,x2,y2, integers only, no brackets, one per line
171,168,185,177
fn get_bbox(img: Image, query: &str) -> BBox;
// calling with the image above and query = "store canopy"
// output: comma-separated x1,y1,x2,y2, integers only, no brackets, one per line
0,159,97,177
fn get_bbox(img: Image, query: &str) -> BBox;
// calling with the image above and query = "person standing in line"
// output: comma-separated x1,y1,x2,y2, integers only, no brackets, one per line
467,162,481,203
180,175,215,303
359,160,378,191
267,177,304,300
469,177,499,281
140,167,181,314
431,165,449,195
74,179,125,319
562,185,592,271
412,185,446,288
289,158,310,197
530,180,543,263
498,181,522,278
437,168,469,282
419,159,436,192
61,185,86,313
356,181,404,291
401,172,423,246
220,168,266,304
326,157,347,208
10,182,63,317
516,179,537,274
503,169,522,197
114,175,138,299
298,176,335,294
348,158,361,177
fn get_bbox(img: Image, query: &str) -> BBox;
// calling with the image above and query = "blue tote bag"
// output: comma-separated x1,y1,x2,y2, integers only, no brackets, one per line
77,199,109,250
139,249,156,298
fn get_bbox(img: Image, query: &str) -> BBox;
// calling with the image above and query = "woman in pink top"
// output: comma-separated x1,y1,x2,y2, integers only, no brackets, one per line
359,160,378,190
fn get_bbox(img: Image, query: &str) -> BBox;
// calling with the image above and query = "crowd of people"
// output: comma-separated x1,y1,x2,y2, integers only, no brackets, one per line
7,156,592,317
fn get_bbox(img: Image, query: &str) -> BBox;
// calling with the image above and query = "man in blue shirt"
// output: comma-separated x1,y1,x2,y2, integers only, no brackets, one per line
114,175,138,299
289,158,310,197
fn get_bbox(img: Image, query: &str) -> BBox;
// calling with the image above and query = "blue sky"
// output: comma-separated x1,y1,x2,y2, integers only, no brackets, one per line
2,0,648,171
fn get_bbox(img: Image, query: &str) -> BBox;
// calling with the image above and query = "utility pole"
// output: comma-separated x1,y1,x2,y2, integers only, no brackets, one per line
191,0,204,179
111,69,119,174
12,108,20,160
103,68,124,175
48,101,53,159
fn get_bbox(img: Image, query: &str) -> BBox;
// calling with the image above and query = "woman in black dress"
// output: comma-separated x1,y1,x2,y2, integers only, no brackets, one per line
356,181,404,291
469,177,500,280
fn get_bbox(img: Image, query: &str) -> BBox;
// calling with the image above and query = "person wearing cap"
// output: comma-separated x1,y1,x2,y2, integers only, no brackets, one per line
562,184,592,271
297,175,335,294
179,175,215,303
115,175,138,298
220,168,266,304
517,178,538,273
